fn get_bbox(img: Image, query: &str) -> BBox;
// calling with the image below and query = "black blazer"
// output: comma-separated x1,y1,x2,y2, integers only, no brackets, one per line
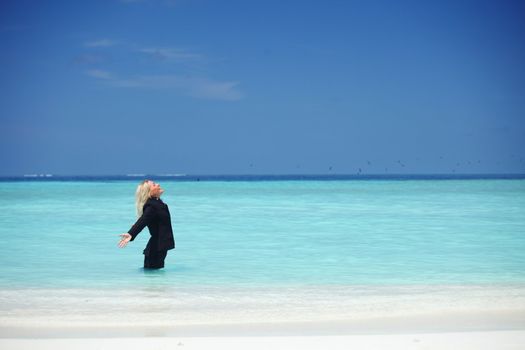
128,197,175,252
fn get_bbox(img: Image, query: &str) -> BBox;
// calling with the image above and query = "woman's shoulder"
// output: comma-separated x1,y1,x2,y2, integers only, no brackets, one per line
143,199,161,214
145,197,164,206
147,197,169,211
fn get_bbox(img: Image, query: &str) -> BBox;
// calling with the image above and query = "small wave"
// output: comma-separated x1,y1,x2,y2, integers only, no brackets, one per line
23,174,53,177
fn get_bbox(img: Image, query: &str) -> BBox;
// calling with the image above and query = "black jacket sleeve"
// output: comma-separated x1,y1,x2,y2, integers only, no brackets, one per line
128,204,156,241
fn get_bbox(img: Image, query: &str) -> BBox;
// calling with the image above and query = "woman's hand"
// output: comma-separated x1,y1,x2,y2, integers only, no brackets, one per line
118,233,132,248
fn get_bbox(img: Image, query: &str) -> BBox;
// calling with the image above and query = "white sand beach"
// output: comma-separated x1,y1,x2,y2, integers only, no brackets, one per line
1,284,525,349
1,330,525,350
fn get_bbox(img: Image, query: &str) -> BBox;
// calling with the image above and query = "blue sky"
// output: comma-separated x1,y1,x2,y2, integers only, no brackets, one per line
1,0,524,175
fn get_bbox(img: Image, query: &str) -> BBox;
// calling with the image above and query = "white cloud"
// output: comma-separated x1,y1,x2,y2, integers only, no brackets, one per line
86,69,113,80
84,39,115,48
80,41,240,100
103,73,242,101
185,77,242,101
139,47,203,61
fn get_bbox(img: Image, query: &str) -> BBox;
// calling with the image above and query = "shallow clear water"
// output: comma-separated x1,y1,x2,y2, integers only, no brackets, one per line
1,178,524,289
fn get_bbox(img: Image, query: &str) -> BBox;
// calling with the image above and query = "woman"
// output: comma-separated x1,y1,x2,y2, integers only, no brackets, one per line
118,180,175,269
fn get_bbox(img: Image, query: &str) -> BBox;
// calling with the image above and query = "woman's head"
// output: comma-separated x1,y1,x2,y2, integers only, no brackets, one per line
134,180,164,217
148,181,164,198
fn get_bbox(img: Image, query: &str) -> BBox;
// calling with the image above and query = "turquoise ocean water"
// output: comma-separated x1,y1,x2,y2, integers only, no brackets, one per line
0,176,524,289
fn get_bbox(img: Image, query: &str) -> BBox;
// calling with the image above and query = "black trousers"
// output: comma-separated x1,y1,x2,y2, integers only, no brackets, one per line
143,239,168,269
144,249,167,269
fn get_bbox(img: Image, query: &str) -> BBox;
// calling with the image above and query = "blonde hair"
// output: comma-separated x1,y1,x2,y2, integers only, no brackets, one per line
135,180,152,218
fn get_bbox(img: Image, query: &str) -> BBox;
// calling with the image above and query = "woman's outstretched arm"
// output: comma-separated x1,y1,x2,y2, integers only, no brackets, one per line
118,204,156,248
118,233,132,248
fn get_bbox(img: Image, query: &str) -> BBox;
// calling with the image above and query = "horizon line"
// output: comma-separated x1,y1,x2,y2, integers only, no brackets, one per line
1,173,524,181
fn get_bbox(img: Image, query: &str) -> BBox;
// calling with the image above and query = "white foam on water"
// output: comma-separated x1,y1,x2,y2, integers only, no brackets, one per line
1,284,525,328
